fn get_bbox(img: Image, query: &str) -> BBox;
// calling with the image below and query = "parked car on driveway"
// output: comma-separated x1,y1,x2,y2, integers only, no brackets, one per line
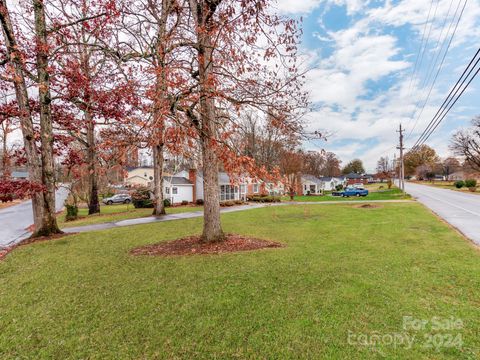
342,186,369,197
102,194,132,205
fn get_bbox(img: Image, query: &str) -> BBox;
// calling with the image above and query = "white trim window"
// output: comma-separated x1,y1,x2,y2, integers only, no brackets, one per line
172,187,178,195
253,183,259,193
165,187,170,194
220,185,236,201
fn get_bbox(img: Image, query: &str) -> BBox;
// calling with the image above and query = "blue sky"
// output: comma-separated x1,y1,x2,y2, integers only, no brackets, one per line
275,0,480,172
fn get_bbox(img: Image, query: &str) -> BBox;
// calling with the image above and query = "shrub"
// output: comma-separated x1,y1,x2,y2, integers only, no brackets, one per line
335,184,344,191
465,179,477,188
195,199,204,205
249,195,280,203
65,204,79,221
220,200,235,207
163,198,171,207
454,180,465,189
0,193,13,203
132,187,154,208
234,200,244,205
181,200,188,206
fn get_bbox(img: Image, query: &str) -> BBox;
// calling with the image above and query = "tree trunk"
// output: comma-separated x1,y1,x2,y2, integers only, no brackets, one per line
200,135,224,242
86,109,100,215
194,0,225,242
33,0,61,236
152,144,166,215
0,0,44,228
150,0,172,216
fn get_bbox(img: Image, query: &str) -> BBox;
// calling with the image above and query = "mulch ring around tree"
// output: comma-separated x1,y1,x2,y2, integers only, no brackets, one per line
130,234,285,256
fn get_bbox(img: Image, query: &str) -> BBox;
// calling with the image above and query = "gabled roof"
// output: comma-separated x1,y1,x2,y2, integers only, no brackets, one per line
166,176,193,185
301,174,323,184
318,176,344,182
345,172,362,179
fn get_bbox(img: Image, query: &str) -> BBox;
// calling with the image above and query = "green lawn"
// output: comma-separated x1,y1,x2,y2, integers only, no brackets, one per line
1,203,479,358
285,184,410,202
58,204,203,228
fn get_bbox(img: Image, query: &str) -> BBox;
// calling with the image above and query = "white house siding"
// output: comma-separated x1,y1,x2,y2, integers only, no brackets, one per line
164,185,193,204
302,180,319,195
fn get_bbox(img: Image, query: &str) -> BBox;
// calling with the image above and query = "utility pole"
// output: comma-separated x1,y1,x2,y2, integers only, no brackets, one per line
397,124,405,194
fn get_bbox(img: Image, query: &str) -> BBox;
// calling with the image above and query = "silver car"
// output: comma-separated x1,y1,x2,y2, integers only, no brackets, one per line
102,194,132,205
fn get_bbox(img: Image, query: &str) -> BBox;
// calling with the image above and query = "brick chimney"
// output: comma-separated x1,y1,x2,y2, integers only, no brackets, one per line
188,169,197,202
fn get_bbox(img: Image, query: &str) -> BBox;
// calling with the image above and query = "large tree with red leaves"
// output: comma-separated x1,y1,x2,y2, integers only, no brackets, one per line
0,0,117,236
172,0,307,242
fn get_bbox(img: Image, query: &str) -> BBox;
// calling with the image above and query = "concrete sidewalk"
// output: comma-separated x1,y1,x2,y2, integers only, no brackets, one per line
63,200,413,234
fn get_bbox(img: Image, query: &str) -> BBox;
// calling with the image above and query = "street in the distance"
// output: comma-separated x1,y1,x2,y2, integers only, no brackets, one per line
404,181,480,245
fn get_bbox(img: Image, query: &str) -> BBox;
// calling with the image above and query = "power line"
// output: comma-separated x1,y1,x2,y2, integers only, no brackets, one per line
405,0,467,140
410,46,480,151
414,60,480,148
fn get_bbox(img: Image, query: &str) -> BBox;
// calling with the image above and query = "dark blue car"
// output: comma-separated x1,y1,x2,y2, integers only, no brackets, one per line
342,186,369,197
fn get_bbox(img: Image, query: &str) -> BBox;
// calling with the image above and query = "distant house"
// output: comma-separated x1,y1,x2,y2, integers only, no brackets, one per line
125,167,155,187
448,171,480,181
163,176,194,204
345,172,367,185
300,175,345,194
301,175,323,195
319,176,346,191
177,169,249,202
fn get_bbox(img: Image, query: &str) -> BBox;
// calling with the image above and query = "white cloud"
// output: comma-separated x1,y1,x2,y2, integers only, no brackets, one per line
275,0,323,14
300,0,480,171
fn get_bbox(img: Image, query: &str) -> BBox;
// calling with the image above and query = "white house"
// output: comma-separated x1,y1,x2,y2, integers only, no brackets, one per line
301,175,323,195
163,176,194,204
318,176,346,191
301,175,345,194
176,169,249,202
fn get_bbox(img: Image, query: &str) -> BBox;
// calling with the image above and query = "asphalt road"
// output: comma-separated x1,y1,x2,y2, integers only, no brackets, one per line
404,181,480,245
0,187,68,248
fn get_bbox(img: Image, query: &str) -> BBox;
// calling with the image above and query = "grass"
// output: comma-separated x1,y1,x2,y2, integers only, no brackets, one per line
1,203,479,359
285,183,411,202
57,203,203,228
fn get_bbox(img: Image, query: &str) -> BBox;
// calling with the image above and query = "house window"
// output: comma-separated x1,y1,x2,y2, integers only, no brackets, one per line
172,187,178,195
220,185,236,201
253,184,259,193
309,185,316,193
240,185,246,194
304,184,307,191
165,187,170,194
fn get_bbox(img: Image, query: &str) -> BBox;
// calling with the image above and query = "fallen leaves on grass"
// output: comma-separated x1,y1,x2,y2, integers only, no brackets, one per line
130,234,284,256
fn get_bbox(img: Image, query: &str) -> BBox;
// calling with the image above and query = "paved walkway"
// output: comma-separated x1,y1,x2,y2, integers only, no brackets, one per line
63,199,412,234
403,182,480,245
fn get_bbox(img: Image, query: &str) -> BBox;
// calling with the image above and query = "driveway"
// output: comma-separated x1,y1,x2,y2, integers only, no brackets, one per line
404,182,480,245
0,186,69,248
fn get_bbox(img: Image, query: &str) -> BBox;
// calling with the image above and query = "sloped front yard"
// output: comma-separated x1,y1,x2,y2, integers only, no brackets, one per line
0,203,479,359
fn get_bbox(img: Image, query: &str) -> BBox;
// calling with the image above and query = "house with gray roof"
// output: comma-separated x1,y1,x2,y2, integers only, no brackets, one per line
301,175,346,194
